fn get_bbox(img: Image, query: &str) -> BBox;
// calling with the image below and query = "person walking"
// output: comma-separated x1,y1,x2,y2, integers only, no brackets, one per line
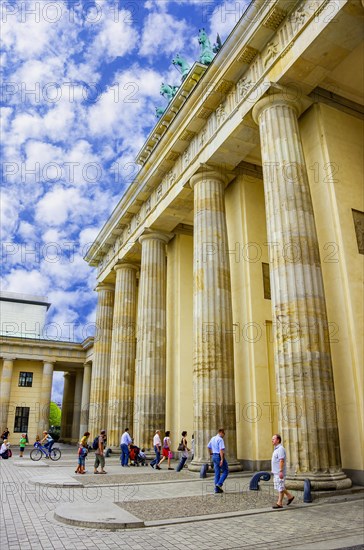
207,428,229,493
271,434,294,509
120,428,132,467
158,430,174,470
176,431,190,472
94,429,107,474
150,430,161,470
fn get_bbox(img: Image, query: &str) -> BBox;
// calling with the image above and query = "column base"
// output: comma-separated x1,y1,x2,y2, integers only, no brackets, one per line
286,471,352,490
188,458,243,472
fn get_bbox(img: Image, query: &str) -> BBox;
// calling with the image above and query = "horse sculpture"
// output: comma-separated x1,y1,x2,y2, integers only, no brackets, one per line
198,28,215,65
172,54,191,81
155,106,166,119
160,82,179,102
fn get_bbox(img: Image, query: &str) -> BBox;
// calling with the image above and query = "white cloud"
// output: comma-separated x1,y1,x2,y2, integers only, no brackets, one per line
139,12,189,57
35,187,82,226
2,268,50,295
0,192,20,241
83,7,139,65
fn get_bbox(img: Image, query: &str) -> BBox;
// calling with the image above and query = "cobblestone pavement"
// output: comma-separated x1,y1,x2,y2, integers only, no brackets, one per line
1,448,363,550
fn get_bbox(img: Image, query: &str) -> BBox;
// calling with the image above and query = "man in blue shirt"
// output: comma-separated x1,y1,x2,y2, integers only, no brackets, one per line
120,428,132,467
207,428,229,493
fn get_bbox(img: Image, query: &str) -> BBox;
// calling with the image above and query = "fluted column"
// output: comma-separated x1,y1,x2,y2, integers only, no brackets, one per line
71,370,83,442
253,91,350,489
0,357,14,428
133,232,170,449
189,171,240,470
88,282,114,437
38,361,54,433
108,263,138,446
80,362,92,438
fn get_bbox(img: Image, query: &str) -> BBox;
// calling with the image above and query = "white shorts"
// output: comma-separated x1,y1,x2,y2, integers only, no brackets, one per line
273,474,286,492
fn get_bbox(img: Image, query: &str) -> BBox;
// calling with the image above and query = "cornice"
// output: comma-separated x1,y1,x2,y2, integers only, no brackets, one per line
86,0,345,272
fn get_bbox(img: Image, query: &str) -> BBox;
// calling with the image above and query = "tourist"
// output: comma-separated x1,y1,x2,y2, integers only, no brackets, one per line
150,429,161,470
94,429,107,474
158,430,174,470
0,439,10,459
1,428,10,442
120,428,132,467
191,433,195,461
271,434,294,509
75,431,90,474
176,431,190,472
207,428,229,493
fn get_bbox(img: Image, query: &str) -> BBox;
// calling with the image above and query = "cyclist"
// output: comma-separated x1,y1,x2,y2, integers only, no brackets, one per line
41,431,54,455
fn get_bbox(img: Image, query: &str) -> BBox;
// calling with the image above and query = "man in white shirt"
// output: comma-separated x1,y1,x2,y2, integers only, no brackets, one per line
150,430,162,470
207,428,229,493
120,428,132,467
271,434,294,508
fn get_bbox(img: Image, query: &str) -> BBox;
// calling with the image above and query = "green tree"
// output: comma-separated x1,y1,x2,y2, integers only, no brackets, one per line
49,401,61,427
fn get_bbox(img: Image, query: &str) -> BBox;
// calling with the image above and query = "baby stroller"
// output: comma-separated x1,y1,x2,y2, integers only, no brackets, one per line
129,444,147,466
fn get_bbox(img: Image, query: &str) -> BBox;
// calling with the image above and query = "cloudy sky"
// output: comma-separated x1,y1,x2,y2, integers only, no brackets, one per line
1,0,249,400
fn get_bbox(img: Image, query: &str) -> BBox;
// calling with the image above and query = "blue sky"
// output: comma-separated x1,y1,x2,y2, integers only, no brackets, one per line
1,0,249,400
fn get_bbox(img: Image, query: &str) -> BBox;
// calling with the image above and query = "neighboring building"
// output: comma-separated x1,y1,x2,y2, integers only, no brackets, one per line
84,0,363,488
0,293,93,443
0,291,50,339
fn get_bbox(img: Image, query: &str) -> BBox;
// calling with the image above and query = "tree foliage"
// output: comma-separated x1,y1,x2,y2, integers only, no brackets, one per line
49,401,61,427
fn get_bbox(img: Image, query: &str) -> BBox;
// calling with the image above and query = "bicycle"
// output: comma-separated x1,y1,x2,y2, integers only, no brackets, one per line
30,442,61,461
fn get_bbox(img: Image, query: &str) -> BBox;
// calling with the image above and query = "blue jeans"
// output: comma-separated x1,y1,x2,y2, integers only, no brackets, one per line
176,455,187,472
212,454,229,488
150,446,160,466
44,440,54,453
120,444,129,466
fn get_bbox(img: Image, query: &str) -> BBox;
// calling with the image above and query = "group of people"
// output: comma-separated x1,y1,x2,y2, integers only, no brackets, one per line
2,423,295,506
150,429,194,471
207,428,294,508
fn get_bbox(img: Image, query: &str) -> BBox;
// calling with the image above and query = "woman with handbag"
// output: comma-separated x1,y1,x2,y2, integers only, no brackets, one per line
176,431,190,472
158,431,174,470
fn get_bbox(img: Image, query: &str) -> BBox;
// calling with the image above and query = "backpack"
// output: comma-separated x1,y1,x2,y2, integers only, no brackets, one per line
92,436,99,450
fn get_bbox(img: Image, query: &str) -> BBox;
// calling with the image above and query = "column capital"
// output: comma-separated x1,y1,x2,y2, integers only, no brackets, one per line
190,169,233,190
94,282,115,293
139,230,173,246
43,359,55,366
1,356,16,362
252,86,312,124
114,262,139,273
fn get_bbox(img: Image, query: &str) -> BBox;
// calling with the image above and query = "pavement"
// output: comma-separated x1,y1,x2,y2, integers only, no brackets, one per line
1,444,363,550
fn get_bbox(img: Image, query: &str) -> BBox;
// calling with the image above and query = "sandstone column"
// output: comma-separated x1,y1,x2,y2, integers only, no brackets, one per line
189,171,240,470
88,282,114,437
38,361,54,433
252,91,350,488
0,357,14,428
71,369,83,442
79,362,92,438
108,263,138,447
133,232,170,449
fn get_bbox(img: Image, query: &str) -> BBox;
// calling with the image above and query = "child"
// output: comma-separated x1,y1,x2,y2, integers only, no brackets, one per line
75,432,89,474
139,448,147,466
19,433,27,457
